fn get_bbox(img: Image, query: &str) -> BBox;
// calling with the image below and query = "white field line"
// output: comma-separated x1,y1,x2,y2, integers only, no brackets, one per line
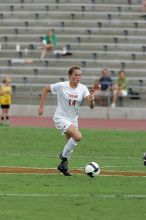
0,173,146,178
0,193,146,198
0,153,141,160
0,165,58,170
102,165,141,168
0,172,59,176
0,165,142,169
0,164,143,170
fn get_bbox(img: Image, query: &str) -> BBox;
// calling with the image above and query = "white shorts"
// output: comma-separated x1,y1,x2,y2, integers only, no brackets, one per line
114,90,128,97
121,90,128,97
53,117,78,134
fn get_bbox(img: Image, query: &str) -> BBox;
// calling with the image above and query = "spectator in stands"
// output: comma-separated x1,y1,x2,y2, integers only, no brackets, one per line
40,29,57,59
142,0,146,13
111,70,128,108
0,77,12,126
92,68,113,106
90,79,100,93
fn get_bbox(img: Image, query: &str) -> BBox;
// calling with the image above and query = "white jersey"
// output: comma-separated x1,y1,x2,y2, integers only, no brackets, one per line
50,81,90,121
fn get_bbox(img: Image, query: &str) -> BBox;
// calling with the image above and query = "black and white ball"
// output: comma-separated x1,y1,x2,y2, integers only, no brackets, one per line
84,162,100,177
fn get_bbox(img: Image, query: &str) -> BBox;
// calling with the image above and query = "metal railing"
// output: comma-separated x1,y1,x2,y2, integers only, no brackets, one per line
8,83,146,107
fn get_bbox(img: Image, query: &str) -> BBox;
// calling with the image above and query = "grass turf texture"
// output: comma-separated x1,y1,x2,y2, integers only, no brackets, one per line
0,127,146,220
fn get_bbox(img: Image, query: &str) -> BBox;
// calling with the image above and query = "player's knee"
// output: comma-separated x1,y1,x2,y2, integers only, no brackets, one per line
74,132,82,142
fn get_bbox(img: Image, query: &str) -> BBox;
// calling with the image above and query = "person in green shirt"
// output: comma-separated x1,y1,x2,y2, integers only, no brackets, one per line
40,29,57,59
111,70,128,108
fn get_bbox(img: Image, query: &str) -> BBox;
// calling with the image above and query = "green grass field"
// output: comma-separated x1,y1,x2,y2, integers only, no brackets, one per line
0,126,146,220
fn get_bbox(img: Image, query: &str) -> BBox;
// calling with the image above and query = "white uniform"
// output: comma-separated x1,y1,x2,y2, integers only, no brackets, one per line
50,81,90,133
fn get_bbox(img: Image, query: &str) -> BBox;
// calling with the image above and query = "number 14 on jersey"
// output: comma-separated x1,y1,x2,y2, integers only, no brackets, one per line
69,100,76,106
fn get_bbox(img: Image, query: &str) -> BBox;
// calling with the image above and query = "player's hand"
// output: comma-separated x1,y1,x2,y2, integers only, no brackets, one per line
38,106,43,116
89,92,95,102
88,92,95,109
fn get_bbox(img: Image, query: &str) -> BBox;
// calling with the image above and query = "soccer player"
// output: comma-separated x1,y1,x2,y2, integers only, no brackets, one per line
143,152,146,166
38,66,95,176
0,77,12,126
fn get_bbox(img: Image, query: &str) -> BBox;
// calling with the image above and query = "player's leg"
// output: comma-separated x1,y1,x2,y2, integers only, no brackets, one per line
5,106,10,125
62,124,82,159
143,152,146,166
0,106,5,125
57,121,81,176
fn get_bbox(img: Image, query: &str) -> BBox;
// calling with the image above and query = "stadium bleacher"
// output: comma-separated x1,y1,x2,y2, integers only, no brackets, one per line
0,0,146,107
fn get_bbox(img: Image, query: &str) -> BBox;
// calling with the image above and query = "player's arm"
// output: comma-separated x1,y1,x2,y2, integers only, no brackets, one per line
85,92,95,109
10,87,12,95
38,84,51,115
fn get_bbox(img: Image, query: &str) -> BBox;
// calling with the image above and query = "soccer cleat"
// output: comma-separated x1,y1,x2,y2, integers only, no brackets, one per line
57,163,72,176
57,154,72,176
143,152,146,166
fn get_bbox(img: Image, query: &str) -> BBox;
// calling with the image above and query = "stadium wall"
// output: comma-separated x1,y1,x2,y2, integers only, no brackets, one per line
10,105,146,120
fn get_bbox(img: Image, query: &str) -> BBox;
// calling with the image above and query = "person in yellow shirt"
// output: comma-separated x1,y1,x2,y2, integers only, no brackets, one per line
0,77,12,126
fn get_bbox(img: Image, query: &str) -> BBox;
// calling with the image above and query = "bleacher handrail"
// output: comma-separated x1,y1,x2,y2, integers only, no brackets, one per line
0,3,141,7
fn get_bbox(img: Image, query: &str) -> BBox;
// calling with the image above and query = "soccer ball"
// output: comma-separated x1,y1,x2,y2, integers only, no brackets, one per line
84,162,100,177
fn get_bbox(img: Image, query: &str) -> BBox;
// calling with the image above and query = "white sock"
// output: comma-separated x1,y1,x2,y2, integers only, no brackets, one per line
62,138,78,159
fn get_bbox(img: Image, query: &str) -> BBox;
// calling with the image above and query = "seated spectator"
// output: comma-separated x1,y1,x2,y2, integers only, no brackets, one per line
90,79,100,93
111,70,128,108
40,29,57,59
93,69,113,106
142,0,146,13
